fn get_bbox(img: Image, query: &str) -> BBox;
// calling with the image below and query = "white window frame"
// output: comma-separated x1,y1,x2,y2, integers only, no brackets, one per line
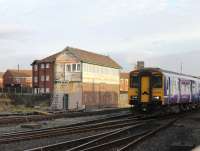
46,88,50,93
16,78,21,84
34,88,38,94
46,63,50,68
46,75,50,81
77,64,81,72
34,65,38,71
65,63,81,72
34,76,38,83
41,64,45,69
40,88,44,93
72,64,76,72
41,75,45,81
65,64,71,72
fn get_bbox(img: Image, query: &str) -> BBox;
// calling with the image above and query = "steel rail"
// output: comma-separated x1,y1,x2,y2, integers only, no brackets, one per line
24,115,178,151
24,127,129,151
0,114,138,138
72,119,176,151
0,118,143,144
25,123,146,151
118,119,177,151
0,108,133,125
67,124,146,151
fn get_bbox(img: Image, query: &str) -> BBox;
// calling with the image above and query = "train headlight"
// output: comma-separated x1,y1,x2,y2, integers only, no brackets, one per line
131,96,138,100
142,108,147,112
153,96,160,100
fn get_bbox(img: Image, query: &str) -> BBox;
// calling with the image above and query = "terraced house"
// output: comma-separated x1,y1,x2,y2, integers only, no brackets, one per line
32,47,121,110
3,70,32,90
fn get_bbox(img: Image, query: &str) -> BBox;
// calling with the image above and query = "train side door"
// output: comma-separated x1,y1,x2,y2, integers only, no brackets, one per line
141,76,150,102
168,77,171,103
178,79,181,103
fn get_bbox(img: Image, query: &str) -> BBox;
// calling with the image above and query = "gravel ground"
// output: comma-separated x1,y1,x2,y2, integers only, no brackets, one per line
0,110,131,151
0,129,113,151
131,110,200,151
2,110,200,151
0,110,129,135
0,116,151,151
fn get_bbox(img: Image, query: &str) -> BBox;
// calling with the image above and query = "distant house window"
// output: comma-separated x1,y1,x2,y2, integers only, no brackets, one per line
46,75,49,81
46,63,50,68
16,78,21,84
41,76,45,81
41,64,45,69
72,64,76,72
34,77,38,83
34,65,38,71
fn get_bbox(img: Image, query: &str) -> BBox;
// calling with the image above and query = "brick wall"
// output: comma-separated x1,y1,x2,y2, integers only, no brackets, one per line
32,62,54,94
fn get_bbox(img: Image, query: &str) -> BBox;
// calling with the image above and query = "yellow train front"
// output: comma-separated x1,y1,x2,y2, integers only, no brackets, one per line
129,68,164,111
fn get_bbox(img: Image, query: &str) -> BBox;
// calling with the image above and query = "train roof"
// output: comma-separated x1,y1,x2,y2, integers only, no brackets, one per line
131,67,200,80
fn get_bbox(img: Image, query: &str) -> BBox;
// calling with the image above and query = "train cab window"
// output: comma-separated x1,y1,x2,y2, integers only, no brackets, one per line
130,76,139,88
152,76,162,88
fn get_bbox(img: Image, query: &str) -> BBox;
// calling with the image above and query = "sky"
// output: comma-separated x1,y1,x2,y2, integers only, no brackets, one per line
0,0,200,75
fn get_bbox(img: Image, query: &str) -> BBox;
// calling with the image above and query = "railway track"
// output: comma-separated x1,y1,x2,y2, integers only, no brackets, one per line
0,114,144,144
0,108,131,125
25,119,176,151
0,112,181,151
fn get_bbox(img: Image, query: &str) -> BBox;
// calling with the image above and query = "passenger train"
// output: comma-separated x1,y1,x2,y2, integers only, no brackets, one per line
128,68,200,112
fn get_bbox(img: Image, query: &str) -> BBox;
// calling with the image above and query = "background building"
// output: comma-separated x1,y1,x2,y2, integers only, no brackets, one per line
32,46,121,110
0,72,4,89
3,69,32,93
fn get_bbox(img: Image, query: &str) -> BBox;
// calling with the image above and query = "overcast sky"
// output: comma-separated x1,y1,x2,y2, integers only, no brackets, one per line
0,0,200,75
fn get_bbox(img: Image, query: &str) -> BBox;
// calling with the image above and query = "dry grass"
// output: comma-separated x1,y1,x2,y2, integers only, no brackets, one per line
0,98,12,112
0,98,49,113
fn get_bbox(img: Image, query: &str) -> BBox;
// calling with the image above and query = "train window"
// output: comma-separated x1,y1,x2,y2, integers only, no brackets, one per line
130,76,139,88
152,76,162,88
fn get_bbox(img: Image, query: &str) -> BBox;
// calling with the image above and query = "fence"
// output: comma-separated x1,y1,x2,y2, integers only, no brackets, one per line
0,87,33,95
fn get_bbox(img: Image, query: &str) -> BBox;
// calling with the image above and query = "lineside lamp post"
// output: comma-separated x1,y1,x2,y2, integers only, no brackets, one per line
20,84,22,95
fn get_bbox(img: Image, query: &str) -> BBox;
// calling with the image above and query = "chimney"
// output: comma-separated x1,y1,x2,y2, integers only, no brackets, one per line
135,61,144,70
